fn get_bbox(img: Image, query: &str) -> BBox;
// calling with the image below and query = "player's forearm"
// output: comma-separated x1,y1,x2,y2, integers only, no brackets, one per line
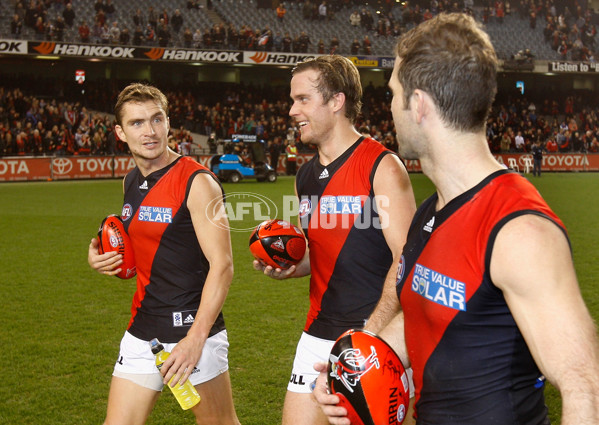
364,266,402,334
187,261,233,340
560,387,599,425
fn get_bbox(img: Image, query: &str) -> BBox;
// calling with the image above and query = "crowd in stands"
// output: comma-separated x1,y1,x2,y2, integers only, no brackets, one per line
7,0,598,60
2,75,599,160
486,95,599,153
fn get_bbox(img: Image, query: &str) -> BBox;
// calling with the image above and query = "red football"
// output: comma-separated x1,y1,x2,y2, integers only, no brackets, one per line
97,214,137,279
249,219,306,270
327,329,411,425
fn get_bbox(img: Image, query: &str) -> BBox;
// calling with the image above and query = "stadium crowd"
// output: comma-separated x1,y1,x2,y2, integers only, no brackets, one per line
6,0,599,60
2,76,599,160
3,0,599,158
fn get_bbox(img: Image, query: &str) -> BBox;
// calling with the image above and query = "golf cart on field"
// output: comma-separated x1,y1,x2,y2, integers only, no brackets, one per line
210,135,277,183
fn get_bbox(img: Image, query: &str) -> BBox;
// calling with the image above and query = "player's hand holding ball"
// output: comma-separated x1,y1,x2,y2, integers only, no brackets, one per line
89,214,137,279
250,219,306,279
326,329,410,425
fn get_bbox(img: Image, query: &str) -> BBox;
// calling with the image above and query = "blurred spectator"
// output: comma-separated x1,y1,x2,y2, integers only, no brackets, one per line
273,32,283,51
96,8,106,27
11,15,23,38
14,1,26,24
100,23,110,44
350,38,360,54
362,35,372,54
349,10,360,26
203,28,212,48
298,31,311,52
227,24,239,49
318,1,327,20
329,35,339,54
63,3,75,27
78,20,90,42
500,129,512,152
207,132,217,154
557,40,568,58
157,21,171,47
282,32,292,51
269,137,281,170
34,16,45,40
148,6,157,30
168,135,180,153
171,9,183,33
317,38,325,54
120,28,130,45
276,4,286,21
54,16,65,41
132,8,144,28
531,139,544,176
145,24,155,44
179,135,191,156
361,8,374,31
94,0,105,13
109,21,120,44
515,131,525,151
183,27,193,48
24,2,38,30
302,1,313,20
546,136,559,152
160,9,169,26
133,25,143,45
212,23,226,49
193,28,202,48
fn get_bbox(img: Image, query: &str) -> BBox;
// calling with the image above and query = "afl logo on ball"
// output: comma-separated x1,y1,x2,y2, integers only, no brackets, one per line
298,199,311,218
121,204,133,221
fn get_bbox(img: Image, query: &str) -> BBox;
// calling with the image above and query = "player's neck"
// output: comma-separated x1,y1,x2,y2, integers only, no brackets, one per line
136,148,180,177
317,126,361,166
423,133,503,211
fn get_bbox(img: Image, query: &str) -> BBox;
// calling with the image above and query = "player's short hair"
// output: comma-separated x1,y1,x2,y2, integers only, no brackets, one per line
394,13,498,132
114,83,169,126
292,55,362,124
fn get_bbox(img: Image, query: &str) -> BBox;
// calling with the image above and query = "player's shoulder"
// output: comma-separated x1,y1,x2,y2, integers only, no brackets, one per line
372,150,409,187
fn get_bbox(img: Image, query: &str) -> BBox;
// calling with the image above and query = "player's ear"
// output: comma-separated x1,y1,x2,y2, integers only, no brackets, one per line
331,91,346,114
115,124,127,143
411,89,429,124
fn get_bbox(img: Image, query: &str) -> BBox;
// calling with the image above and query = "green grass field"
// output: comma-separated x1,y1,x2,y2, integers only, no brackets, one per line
0,173,597,424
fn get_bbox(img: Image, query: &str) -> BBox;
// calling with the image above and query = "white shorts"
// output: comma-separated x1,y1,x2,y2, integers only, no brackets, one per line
287,332,335,394
112,330,229,391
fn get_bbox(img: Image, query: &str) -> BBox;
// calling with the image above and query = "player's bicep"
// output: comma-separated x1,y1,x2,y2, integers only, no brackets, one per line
187,173,233,266
490,214,591,381
372,154,416,257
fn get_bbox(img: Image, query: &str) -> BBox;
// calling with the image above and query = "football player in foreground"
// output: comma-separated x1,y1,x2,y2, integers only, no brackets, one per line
88,83,240,425
313,13,599,425
254,55,417,425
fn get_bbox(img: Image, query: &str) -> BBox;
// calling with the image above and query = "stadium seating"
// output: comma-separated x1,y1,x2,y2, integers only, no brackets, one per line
2,0,597,60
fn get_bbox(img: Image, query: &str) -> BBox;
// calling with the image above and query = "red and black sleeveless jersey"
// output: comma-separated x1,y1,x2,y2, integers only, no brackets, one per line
396,170,565,425
120,156,225,344
296,137,394,340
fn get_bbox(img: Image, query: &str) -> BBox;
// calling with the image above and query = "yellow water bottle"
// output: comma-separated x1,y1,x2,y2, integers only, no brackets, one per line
150,338,201,410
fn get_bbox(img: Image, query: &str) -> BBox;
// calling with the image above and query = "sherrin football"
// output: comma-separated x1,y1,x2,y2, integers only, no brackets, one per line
249,219,306,270
327,329,411,425
97,214,137,279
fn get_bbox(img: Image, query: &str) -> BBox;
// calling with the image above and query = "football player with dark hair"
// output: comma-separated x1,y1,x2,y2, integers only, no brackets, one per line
314,13,599,425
